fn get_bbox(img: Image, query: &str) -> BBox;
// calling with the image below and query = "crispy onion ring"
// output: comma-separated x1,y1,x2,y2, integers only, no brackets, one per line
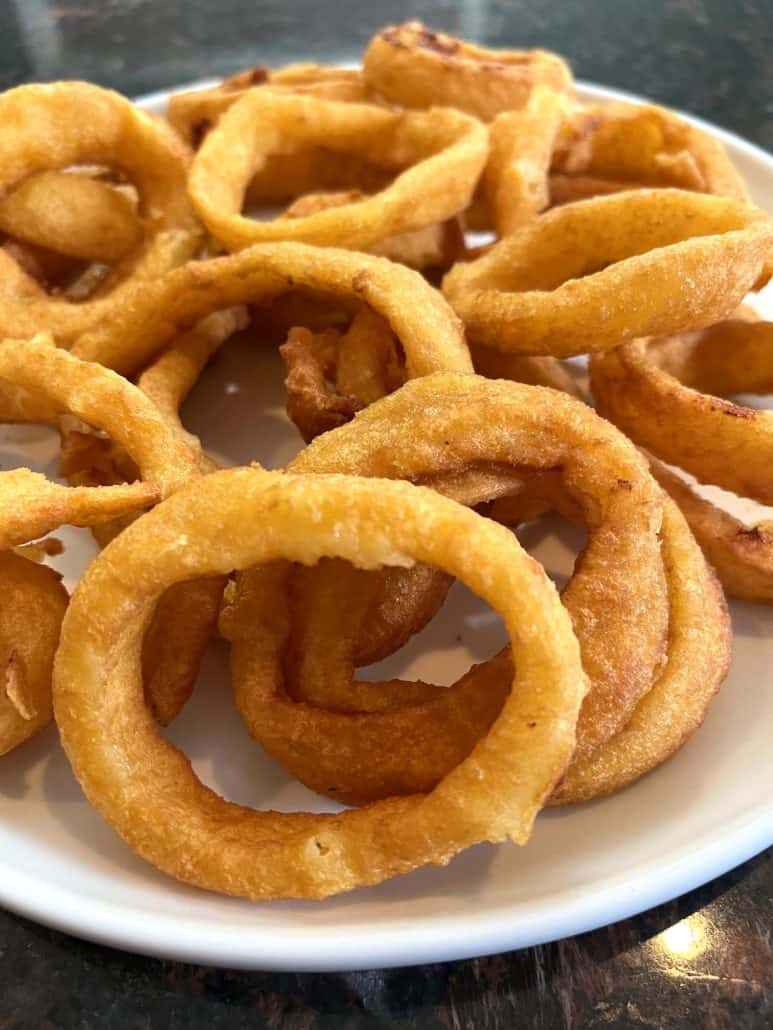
281,307,407,443
281,327,363,443
0,170,142,263
442,190,773,357
0,552,68,755
552,100,749,200
363,21,572,121
222,374,668,805
551,499,730,803
0,336,201,548
0,82,200,347
54,469,586,900
73,242,473,377
590,320,773,503
167,64,369,145
590,317,773,601
649,459,773,604
188,90,487,252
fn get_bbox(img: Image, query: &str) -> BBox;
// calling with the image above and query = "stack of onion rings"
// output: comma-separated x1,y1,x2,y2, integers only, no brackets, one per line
220,375,727,808
0,23,754,906
55,469,587,900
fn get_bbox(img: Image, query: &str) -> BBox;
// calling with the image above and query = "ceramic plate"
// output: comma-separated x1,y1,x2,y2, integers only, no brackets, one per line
0,80,770,971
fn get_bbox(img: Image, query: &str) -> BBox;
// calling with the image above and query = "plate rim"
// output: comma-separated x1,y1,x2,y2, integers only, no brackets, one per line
0,77,771,972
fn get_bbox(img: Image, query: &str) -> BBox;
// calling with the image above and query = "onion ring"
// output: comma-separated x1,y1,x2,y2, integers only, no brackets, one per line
442,190,773,357
0,82,200,349
590,316,773,601
0,335,201,548
188,90,487,252
363,21,572,121
73,242,473,378
223,374,668,805
0,552,68,755
281,327,363,443
551,499,730,803
589,320,773,503
54,468,586,900
552,100,749,200
281,307,407,442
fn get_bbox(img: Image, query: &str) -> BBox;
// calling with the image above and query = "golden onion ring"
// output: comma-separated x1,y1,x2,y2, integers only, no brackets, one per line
443,190,773,357
363,21,572,121
188,90,487,252
552,100,749,200
55,468,586,900
73,242,473,377
0,335,201,548
0,82,200,348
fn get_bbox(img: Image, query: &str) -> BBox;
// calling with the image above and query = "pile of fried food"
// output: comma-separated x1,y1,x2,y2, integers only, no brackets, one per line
0,20,770,902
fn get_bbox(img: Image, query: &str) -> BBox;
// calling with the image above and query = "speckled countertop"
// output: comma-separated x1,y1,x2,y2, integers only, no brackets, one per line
0,1,771,1026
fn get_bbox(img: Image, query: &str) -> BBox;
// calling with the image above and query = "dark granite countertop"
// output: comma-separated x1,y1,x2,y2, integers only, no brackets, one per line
0,1,771,1026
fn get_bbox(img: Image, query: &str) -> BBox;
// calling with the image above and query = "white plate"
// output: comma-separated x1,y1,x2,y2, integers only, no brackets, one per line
0,81,771,973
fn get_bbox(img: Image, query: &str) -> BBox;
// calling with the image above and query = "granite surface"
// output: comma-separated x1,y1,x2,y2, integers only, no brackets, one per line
0,0,771,1026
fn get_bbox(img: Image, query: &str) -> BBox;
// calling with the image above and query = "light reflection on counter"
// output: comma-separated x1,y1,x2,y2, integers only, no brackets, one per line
653,913,710,964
